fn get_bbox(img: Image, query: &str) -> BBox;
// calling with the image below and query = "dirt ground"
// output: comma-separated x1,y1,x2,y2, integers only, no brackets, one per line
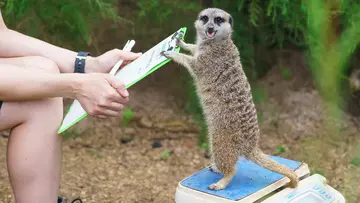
1,49,360,203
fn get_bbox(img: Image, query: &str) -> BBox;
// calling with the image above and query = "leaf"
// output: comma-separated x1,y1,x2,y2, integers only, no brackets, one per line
122,108,135,126
237,0,246,12
281,67,292,80
249,0,262,26
351,145,360,167
275,145,288,155
161,151,172,160
200,142,208,150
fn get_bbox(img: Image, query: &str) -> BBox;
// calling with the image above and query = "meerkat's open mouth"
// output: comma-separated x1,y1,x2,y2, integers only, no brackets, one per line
206,28,217,39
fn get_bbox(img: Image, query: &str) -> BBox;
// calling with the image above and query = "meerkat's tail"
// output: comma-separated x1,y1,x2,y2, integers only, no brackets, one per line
247,147,299,188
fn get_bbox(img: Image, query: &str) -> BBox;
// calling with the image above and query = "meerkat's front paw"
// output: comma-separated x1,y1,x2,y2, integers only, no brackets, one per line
174,34,185,46
209,165,221,174
160,51,174,58
175,38,185,46
176,32,184,41
208,183,226,190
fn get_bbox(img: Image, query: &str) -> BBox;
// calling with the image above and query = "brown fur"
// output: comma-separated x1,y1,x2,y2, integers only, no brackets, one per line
162,8,299,190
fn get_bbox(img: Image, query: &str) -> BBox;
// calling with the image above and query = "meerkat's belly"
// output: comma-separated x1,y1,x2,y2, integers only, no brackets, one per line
198,88,246,128
197,77,258,132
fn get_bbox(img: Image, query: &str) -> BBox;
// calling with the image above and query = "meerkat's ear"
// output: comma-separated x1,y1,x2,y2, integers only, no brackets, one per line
229,15,233,27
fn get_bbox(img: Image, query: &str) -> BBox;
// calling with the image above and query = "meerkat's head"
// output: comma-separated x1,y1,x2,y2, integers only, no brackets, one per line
195,8,233,41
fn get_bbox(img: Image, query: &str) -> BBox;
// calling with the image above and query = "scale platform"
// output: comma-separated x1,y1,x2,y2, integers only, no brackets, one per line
175,156,344,203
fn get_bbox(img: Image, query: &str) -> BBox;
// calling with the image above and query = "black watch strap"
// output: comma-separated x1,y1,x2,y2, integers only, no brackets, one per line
74,51,91,73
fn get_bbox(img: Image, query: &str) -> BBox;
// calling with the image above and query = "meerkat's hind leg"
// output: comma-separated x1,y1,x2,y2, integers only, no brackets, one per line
208,145,238,190
208,167,236,190
209,164,221,174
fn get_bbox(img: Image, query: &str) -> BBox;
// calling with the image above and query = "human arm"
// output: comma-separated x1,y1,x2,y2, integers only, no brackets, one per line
0,11,141,74
0,65,77,100
0,65,129,118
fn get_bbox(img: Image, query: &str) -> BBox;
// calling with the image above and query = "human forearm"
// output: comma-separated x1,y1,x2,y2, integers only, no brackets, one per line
0,65,78,101
0,28,93,73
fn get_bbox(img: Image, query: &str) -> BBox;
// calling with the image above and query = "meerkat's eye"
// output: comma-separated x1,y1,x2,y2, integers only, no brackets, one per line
214,17,225,25
200,15,209,23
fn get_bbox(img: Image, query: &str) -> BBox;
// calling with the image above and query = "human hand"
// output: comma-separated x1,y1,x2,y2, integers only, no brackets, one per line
86,49,142,74
74,73,129,118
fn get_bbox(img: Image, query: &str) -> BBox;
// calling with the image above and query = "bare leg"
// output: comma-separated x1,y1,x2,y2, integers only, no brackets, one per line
0,56,63,203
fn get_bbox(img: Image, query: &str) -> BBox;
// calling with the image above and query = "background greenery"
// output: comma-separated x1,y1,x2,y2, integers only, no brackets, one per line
1,0,360,147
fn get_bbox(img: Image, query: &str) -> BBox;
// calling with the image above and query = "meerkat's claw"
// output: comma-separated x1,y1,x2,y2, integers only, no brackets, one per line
175,38,181,46
209,165,221,174
160,51,173,58
176,32,184,41
208,183,226,190
175,38,185,47
175,33,185,46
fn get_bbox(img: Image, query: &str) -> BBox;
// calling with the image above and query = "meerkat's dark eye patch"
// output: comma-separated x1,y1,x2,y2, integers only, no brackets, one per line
200,15,209,24
214,17,225,25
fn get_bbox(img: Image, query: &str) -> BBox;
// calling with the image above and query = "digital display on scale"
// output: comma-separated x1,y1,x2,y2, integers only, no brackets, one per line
285,184,336,203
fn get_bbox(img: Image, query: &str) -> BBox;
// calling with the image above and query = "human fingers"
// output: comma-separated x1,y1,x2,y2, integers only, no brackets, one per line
100,102,124,112
106,49,142,61
120,60,132,68
96,108,121,118
105,75,129,98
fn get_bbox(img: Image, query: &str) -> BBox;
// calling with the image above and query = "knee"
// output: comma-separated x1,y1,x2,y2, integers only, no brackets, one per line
26,97,63,128
25,56,60,74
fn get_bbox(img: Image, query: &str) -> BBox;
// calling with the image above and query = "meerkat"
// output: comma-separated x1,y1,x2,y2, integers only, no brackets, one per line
161,8,299,190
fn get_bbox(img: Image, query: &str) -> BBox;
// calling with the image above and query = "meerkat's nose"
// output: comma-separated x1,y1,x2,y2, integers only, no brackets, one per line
208,27,214,33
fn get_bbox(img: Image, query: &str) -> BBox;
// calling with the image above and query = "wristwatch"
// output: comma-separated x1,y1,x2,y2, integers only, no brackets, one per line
74,51,91,73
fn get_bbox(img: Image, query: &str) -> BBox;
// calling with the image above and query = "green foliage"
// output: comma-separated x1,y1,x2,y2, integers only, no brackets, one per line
281,66,292,80
200,142,208,150
161,151,172,160
213,0,307,80
351,156,360,167
122,108,135,127
137,0,201,24
303,0,360,112
351,145,360,167
274,144,288,155
252,87,268,105
257,111,263,123
1,0,120,49
63,129,81,140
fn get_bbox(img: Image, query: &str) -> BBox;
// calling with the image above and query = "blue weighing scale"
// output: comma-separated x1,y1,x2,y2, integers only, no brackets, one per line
175,156,346,203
